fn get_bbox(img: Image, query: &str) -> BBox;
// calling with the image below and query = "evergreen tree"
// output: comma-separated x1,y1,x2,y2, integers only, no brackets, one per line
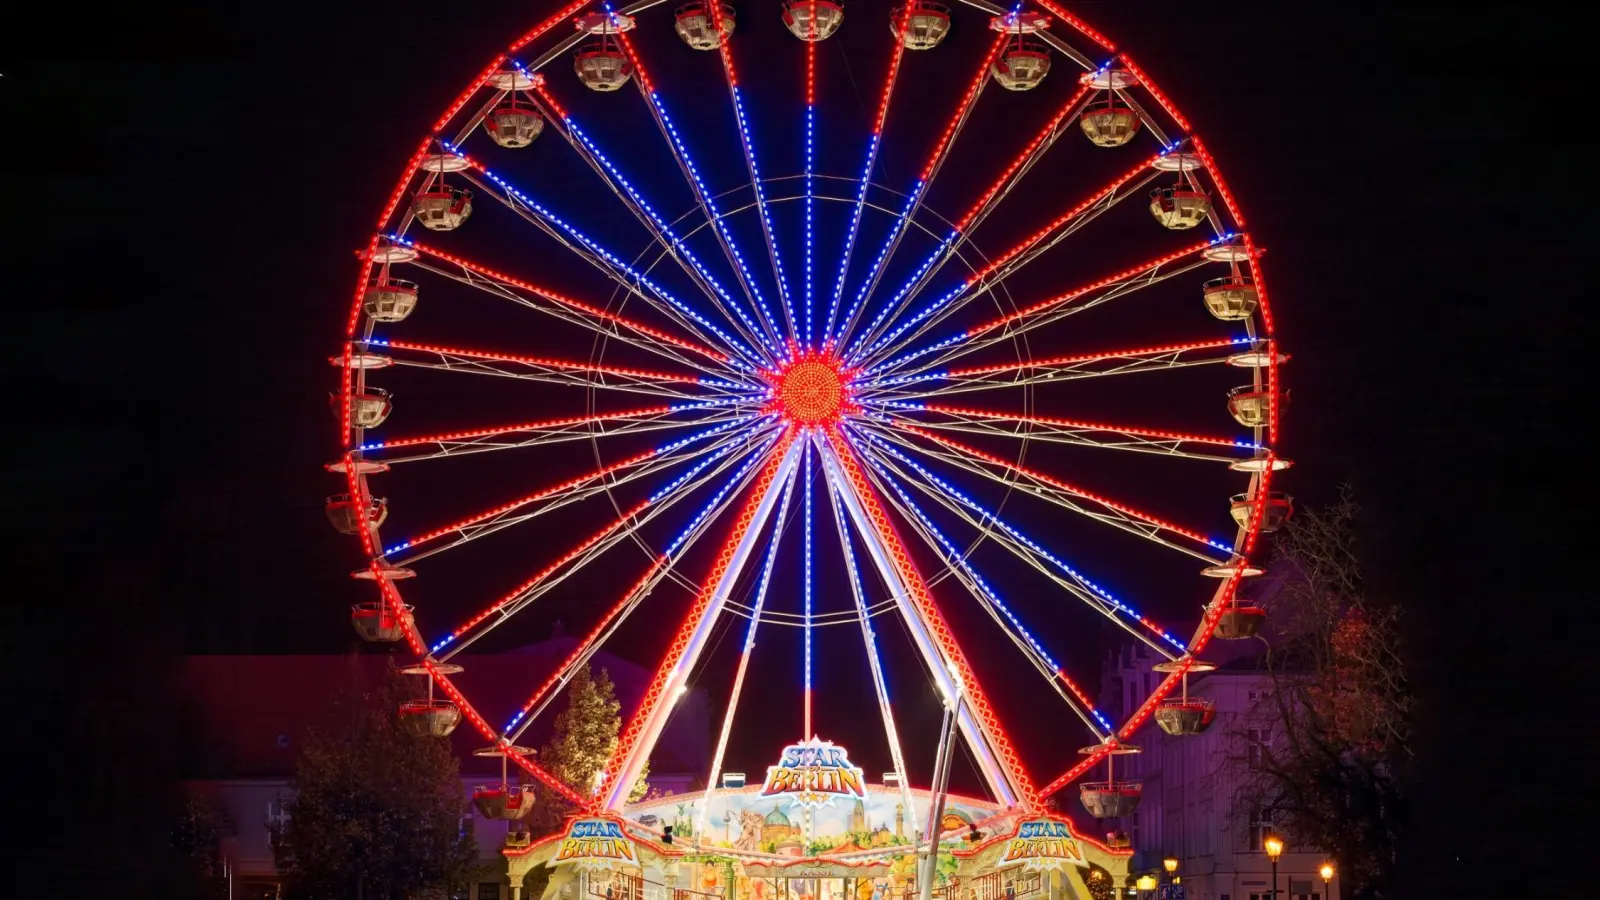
275,665,480,900
526,665,650,837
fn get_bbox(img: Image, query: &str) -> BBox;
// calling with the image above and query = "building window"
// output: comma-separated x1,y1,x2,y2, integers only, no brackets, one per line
266,799,290,830
1248,808,1276,852
478,884,502,900
1246,729,1267,768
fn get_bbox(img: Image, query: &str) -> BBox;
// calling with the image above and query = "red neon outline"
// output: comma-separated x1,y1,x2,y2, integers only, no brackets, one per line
1031,1,1116,51
408,241,729,363
600,429,799,808
968,238,1215,340
954,83,1092,233
380,338,703,384
915,404,1252,450
825,426,1039,810
946,336,1238,377
920,30,1010,182
373,406,675,451
398,449,656,551
1117,54,1192,133
892,422,1221,550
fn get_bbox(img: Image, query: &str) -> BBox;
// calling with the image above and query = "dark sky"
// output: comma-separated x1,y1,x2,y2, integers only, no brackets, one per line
5,2,1586,896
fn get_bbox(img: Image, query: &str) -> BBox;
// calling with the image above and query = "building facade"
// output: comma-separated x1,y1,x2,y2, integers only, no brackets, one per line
1099,642,1340,900
181,635,711,900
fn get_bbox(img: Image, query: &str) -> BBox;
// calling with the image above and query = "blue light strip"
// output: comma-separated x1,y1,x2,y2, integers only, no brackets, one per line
831,180,925,352
745,460,798,652
843,230,958,364
665,427,785,556
640,91,787,360
551,105,772,364
823,467,892,704
803,439,814,707
805,103,816,350
823,134,882,347
855,440,1114,734
420,149,763,369
729,85,798,349
850,425,1187,652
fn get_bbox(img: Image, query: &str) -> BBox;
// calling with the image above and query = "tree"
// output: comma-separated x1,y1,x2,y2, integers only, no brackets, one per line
1231,487,1411,900
525,665,649,836
275,664,481,900
519,666,649,900
171,793,227,900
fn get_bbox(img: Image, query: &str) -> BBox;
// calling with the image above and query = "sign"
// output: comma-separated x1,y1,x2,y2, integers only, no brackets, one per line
554,817,637,870
1000,819,1087,870
760,737,867,808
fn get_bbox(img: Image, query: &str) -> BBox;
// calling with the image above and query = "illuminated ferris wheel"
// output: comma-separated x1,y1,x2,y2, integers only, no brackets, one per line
326,0,1290,845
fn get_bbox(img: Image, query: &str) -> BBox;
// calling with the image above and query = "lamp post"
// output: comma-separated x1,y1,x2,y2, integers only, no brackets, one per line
1162,858,1177,900
1263,837,1284,900
1319,863,1335,900
1135,873,1158,900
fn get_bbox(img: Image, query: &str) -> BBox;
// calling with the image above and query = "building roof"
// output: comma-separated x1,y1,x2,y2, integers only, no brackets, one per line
180,635,711,780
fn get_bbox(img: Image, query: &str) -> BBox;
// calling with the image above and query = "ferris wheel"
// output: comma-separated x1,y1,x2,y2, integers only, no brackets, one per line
326,0,1290,837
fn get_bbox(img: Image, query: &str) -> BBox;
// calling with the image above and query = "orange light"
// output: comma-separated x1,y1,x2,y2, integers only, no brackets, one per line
775,358,848,424
1163,857,1178,874
1320,863,1335,882
1264,835,1283,860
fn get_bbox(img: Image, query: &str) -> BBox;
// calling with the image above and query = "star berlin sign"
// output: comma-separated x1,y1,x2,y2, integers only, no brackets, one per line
760,737,867,808
1001,819,1089,871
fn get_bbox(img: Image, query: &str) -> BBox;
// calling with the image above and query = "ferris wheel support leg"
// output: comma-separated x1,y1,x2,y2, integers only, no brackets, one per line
601,434,804,810
815,430,1026,809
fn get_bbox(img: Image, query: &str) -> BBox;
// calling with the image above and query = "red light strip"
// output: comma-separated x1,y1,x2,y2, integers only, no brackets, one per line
707,2,739,86
511,555,669,720
920,30,1011,182
419,657,591,807
1190,136,1246,229
400,449,656,550
531,80,569,120
825,426,1039,809
1118,54,1192,133
914,404,1250,449
966,153,1161,284
373,406,675,450
947,336,1239,377
448,496,654,641
407,240,728,364
380,338,702,384
872,6,914,137
891,423,1220,547
508,0,595,53
612,20,660,94
1031,0,1116,51
600,429,799,808
1037,459,1275,799
953,83,1092,233
968,238,1215,340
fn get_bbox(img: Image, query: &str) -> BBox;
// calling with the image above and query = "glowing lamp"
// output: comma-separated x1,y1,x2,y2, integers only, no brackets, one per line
1135,875,1157,892
1163,858,1178,875
1264,835,1283,861
1320,863,1335,883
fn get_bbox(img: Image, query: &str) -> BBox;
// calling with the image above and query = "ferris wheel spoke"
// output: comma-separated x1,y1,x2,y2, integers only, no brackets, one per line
819,7,916,349
364,405,734,462
522,77,784,361
820,450,916,814
832,26,1012,355
609,24,788,358
864,236,1224,379
379,416,759,567
848,441,1112,740
858,335,1250,401
434,422,785,661
443,150,770,368
694,1,799,345
852,154,1170,371
401,240,743,379
697,457,800,833
876,403,1264,464
872,422,1232,564
373,338,757,402
846,83,1096,360
507,424,799,743
848,424,1183,659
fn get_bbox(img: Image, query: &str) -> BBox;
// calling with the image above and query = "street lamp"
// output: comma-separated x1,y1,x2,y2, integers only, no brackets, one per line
1163,858,1178,877
1264,836,1284,900
1320,862,1335,899
1135,874,1158,893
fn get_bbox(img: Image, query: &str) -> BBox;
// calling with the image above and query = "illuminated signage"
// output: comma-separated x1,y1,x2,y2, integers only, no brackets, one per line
554,817,637,869
760,737,867,807
1002,819,1087,869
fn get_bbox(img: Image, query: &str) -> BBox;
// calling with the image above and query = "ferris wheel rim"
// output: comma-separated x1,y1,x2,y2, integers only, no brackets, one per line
329,0,1285,814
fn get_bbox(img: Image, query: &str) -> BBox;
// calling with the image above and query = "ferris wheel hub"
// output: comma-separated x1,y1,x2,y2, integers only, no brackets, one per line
770,355,852,425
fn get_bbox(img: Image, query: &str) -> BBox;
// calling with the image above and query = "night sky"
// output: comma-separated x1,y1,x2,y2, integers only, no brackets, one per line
6,3,1584,896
